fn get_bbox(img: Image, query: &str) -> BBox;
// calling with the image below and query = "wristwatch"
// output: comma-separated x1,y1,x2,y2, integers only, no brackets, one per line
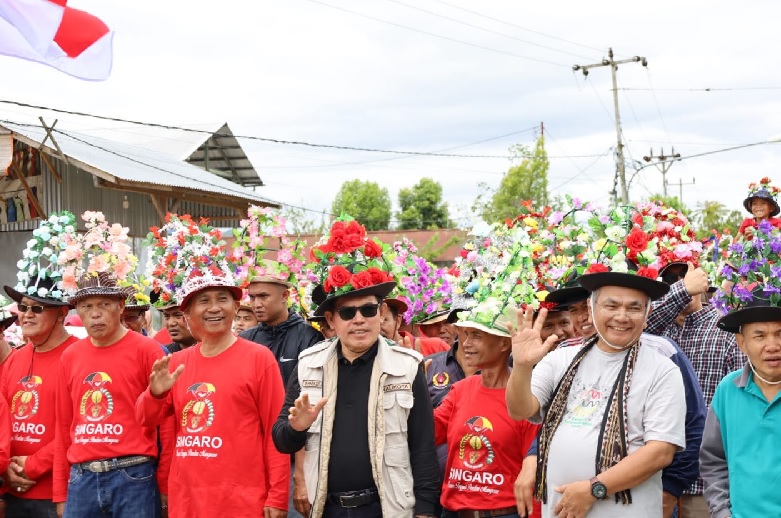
589,477,608,500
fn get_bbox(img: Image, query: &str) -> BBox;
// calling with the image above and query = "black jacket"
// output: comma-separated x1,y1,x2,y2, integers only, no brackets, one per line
240,310,323,385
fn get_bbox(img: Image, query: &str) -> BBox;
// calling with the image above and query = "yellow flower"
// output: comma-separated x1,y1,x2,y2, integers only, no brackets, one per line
535,290,549,301
523,217,538,228
594,238,607,251
531,242,545,253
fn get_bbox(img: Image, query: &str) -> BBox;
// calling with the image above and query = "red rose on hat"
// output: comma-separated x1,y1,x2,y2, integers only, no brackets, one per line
636,266,659,279
324,265,351,292
346,220,366,239
350,270,374,290
586,263,609,274
345,233,364,250
366,267,391,285
626,227,650,253
363,239,382,258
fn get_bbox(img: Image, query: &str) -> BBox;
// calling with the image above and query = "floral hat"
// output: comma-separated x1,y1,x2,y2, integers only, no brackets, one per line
389,238,453,325
536,196,598,306
577,205,669,300
454,222,540,338
635,201,701,276
145,213,210,309
743,177,780,216
52,211,141,306
4,211,78,307
309,215,395,317
712,219,781,332
146,214,241,309
232,206,306,288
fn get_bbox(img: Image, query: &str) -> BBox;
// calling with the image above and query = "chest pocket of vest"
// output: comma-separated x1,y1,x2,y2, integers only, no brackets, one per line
383,391,414,437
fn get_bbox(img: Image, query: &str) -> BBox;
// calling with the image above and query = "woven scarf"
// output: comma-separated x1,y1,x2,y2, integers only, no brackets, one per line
534,335,641,505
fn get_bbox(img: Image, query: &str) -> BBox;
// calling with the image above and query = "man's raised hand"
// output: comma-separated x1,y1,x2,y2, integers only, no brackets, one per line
289,392,328,432
150,355,184,397
511,307,558,367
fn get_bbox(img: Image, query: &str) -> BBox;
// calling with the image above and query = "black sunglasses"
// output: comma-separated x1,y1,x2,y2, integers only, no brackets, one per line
335,303,380,321
18,304,47,314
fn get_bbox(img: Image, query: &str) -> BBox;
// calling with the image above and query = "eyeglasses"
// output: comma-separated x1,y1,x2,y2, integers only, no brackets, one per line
18,304,46,314
335,303,380,321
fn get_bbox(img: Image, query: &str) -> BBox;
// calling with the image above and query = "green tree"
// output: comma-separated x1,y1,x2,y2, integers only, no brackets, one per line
397,177,452,230
331,180,392,230
473,135,550,223
693,200,743,238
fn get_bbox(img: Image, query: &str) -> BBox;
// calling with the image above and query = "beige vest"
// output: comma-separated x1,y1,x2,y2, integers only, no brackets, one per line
297,337,422,518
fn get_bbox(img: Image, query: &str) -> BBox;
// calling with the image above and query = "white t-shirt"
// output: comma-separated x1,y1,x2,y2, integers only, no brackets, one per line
530,341,686,518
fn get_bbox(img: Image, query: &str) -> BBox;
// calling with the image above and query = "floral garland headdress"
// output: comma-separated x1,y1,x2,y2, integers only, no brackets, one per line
309,215,395,316
4,211,77,306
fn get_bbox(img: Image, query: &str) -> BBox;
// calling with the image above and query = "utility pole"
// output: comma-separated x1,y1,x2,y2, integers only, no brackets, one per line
672,177,696,204
573,48,647,204
643,147,681,197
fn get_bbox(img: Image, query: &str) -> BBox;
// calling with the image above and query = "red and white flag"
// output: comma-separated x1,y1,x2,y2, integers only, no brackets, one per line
0,0,113,81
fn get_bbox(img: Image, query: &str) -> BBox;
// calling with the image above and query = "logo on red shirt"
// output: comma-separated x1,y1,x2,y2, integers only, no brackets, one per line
79,372,114,422
182,382,216,433
11,375,43,420
458,416,496,470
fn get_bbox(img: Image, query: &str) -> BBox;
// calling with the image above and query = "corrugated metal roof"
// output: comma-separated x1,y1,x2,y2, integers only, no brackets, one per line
0,120,275,205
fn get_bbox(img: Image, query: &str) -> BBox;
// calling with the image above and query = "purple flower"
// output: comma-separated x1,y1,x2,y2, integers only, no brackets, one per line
759,219,774,235
763,284,781,295
729,243,744,254
771,265,781,278
733,284,753,302
738,264,751,276
720,264,734,277
770,238,781,254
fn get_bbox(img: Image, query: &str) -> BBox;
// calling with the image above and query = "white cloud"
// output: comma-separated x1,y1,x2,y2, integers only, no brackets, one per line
2,0,780,228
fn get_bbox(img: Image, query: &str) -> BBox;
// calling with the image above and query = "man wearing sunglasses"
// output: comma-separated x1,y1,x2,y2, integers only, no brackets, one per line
3,273,79,516
272,272,439,518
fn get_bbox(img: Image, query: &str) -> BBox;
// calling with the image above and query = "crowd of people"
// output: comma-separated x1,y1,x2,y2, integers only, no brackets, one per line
0,177,779,518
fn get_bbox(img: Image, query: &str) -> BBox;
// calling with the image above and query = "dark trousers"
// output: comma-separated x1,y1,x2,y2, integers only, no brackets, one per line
322,501,382,518
3,494,57,518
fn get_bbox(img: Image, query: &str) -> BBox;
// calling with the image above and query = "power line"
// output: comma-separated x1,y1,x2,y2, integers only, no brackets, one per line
620,86,781,92
427,0,605,54
302,0,570,67
0,99,511,159
384,0,596,61
258,127,538,169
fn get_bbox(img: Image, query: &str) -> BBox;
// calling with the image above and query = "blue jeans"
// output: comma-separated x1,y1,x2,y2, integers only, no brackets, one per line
4,494,58,518
63,461,158,518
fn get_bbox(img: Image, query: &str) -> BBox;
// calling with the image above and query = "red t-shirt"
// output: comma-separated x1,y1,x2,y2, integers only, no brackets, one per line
53,331,165,502
1,336,78,500
153,328,171,345
738,216,781,236
434,375,541,516
399,331,450,356
136,337,289,517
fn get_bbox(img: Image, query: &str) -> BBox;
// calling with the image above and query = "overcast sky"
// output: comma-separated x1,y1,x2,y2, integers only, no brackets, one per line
3,0,780,228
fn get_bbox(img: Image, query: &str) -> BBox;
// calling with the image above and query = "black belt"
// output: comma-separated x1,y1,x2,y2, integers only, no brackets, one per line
327,488,380,508
76,455,153,473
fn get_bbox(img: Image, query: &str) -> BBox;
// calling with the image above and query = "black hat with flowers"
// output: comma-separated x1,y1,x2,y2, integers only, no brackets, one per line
743,177,781,217
4,211,78,307
309,216,395,317
576,206,669,301
713,219,781,333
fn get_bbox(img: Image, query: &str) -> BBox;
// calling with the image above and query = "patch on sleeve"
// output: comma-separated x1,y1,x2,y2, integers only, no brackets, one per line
383,383,412,393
